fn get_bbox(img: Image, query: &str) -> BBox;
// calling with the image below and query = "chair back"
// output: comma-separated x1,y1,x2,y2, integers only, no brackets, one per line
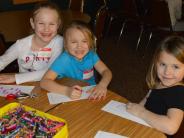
69,0,84,12
121,0,140,17
0,33,6,56
106,0,122,10
145,0,172,30
94,5,108,42
51,0,70,10
121,0,145,17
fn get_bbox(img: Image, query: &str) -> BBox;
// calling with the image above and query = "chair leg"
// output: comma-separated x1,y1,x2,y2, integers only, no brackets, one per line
146,32,153,49
117,20,127,45
141,31,152,58
105,15,115,37
136,24,144,50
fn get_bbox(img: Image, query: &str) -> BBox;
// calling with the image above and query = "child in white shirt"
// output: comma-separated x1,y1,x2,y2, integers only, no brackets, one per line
0,2,64,84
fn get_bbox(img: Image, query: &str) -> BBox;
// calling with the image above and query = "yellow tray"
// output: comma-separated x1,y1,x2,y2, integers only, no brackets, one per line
0,102,68,138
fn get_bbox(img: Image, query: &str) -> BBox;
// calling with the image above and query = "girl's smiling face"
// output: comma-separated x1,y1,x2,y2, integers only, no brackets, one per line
156,51,184,87
65,27,90,60
30,8,60,44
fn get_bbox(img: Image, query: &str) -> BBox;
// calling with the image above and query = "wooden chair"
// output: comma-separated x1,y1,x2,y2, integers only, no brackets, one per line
105,0,146,48
94,4,108,46
69,0,84,12
142,0,184,49
83,0,106,27
0,33,6,56
0,33,18,73
50,0,70,10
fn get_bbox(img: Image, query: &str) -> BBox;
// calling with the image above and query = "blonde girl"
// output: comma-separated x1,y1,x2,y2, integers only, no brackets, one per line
126,35,184,138
41,21,112,100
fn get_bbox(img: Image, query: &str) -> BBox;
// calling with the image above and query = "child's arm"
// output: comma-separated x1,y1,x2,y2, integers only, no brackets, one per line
40,70,82,99
95,60,112,88
139,90,152,106
89,60,112,100
0,74,16,84
126,103,184,135
0,72,45,84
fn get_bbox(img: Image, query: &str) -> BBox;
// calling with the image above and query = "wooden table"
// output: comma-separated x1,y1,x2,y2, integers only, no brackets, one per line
0,79,166,138
0,10,90,42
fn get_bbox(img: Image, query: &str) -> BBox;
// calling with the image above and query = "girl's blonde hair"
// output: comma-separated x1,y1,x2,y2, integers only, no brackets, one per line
146,35,184,88
63,20,96,51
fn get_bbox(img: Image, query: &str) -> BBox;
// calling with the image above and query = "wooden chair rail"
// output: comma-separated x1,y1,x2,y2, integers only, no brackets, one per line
13,0,47,5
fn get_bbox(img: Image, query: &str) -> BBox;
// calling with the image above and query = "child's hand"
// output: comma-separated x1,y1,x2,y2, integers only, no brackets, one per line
0,74,16,84
88,84,107,101
126,102,146,117
68,85,82,100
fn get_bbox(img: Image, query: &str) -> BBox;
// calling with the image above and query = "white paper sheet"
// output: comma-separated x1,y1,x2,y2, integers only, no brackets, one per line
94,131,128,138
102,100,151,127
0,85,35,97
47,85,95,104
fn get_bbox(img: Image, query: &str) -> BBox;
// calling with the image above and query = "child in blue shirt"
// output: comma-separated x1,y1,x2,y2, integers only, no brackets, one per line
40,21,112,100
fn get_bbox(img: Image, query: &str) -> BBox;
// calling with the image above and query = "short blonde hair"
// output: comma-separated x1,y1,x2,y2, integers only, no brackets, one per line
146,35,184,88
63,20,96,51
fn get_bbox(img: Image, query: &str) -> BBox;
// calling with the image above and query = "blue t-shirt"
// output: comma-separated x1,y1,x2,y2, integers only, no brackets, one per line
50,50,100,85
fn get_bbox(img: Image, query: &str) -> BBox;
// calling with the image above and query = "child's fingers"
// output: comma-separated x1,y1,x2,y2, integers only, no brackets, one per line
71,96,80,100
89,92,106,101
98,93,106,101
0,78,11,83
70,87,83,99
95,95,103,101
89,92,98,99
126,102,133,109
73,85,82,93
86,87,94,93
71,92,81,99
0,75,8,80
0,75,15,83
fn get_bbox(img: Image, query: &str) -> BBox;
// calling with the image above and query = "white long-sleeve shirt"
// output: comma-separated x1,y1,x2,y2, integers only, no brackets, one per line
0,34,63,84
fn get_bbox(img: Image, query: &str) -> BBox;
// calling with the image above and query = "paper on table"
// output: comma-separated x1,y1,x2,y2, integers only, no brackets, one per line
102,100,151,127
94,131,128,138
47,85,95,104
0,85,35,97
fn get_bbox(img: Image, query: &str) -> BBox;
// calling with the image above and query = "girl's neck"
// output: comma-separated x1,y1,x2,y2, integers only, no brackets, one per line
156,82,183,89
31,35,48,51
